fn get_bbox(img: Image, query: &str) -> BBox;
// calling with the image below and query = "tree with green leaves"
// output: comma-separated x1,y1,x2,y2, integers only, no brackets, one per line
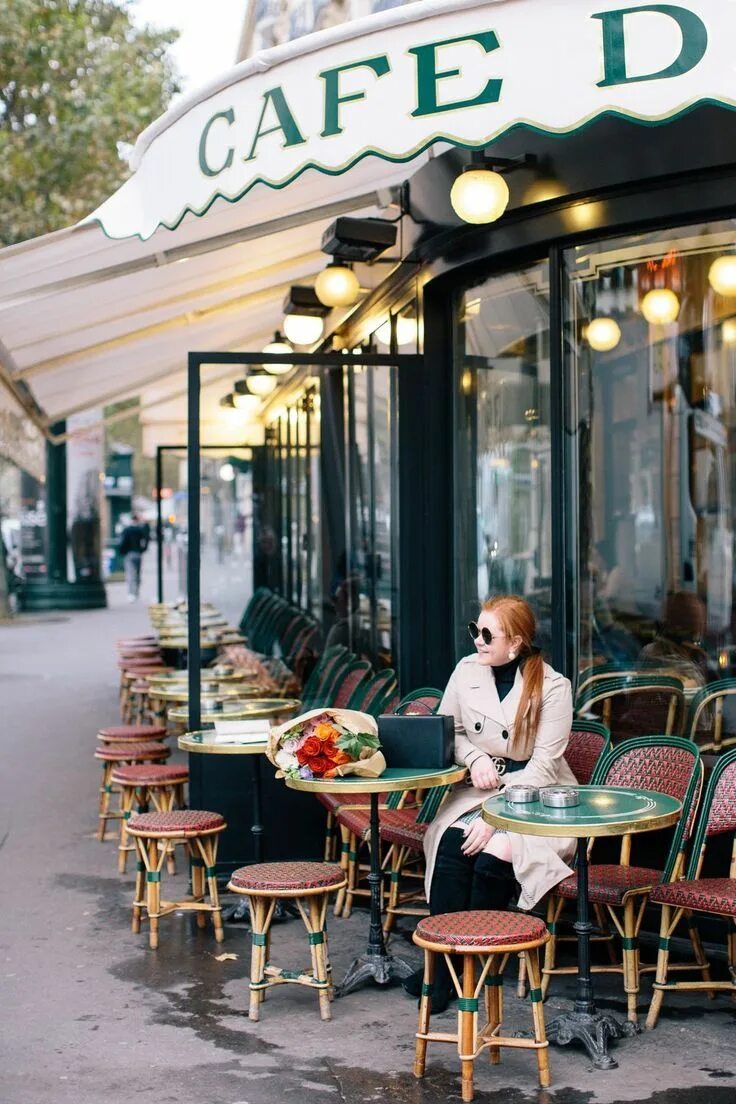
0,0,179,246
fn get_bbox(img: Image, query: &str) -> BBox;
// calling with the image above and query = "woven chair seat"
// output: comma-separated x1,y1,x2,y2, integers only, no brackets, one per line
98,724,167,742
556,864,663,905
335,807,373,837
127,809,225,835
230,861,345,893
117,637,157,645
379,807,428,850
95,742,171,762
316,791,387,814
111,764,189,786
417,910,548,949
650,877,736,917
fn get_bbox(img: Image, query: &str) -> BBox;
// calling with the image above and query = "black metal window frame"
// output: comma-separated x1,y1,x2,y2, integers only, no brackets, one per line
186,349,422,729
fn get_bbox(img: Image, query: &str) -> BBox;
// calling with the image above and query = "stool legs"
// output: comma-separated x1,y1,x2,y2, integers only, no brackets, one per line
459,955,476,1103
306,895,332,1021
414,949,435,1078
485,958,503,1065
248,897,275,1021
129,830,223,949
525,949,551,1088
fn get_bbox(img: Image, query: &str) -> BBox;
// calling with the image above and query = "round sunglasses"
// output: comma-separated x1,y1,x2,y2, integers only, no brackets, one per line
467,622,506,645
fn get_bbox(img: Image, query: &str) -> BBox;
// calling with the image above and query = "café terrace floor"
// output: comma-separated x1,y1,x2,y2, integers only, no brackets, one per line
1,567,735,1104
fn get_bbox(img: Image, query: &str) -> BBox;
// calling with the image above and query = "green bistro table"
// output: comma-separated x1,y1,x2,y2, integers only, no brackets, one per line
286,765,466,995
146,669,257,687
482,785,681,1070
167,698,300,728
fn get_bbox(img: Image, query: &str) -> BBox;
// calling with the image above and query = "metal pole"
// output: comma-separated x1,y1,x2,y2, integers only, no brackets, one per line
187,353,201,732
156,446,164,605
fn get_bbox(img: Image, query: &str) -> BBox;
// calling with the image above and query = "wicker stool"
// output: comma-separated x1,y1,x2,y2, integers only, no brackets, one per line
94,741,170,841
228,862,346,1022
413,911,551,1102
111,763,189,874
98,724,168,744
127,810,226,949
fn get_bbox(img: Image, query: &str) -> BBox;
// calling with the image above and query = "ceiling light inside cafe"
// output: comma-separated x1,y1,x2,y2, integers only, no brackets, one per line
375,316,418,347
586,317,621,352
709,255,736,296
641,288,680,325
246,371,277,397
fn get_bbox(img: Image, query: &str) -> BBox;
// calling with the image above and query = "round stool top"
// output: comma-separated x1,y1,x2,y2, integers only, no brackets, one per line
416,910,548,949
127,809,225,835
229,861,345,893
98,724,167,741
95,742,171,762
110,763,189,785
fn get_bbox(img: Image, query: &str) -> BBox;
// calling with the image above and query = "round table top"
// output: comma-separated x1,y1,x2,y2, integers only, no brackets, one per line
167,697,301,724
157,635,245,649
154,686,246,703
285,764,467,794
178,729,268,756
145,669,256,686
481,785,682,838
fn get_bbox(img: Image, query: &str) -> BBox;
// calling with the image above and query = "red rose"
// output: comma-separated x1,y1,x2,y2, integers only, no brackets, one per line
296,736,321,764
307,755,332,776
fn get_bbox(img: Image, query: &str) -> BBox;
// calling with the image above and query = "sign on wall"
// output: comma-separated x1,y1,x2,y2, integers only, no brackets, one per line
92,0,736,240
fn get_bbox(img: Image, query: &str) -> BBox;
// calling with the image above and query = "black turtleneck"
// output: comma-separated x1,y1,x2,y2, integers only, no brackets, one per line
492,655,522,701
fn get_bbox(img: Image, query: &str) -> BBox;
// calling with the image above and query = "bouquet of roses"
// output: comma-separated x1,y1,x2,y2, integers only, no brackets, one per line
267,708,385,781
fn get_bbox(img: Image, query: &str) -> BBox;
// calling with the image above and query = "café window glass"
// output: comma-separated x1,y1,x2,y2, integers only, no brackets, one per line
565,220,736,709
454,263,553,661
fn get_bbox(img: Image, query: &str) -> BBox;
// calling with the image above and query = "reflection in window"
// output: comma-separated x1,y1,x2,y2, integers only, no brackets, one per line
455,263,552,660
566,222,736,692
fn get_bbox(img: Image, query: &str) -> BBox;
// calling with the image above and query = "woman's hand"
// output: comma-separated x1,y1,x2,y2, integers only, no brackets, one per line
461,819,494,856
470,756,500,790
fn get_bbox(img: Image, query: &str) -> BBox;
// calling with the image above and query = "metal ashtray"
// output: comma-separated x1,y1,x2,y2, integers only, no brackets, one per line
505,785,539,804
540,787,579,808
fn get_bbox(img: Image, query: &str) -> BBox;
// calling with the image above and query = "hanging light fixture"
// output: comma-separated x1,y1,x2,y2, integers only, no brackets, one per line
282,286,328,347
375,315,418,347
722,318,736,346
586,317,621,352
219,463,235,482
262,331,293,375
245,371,277,397
232,382,261,413
314,261,361,308
451,167,510,225
709,255,736,297
641,288,680,325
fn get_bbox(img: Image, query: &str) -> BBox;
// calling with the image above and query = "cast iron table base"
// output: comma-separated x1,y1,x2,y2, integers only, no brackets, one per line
336,792,413,996
547,837,639,1069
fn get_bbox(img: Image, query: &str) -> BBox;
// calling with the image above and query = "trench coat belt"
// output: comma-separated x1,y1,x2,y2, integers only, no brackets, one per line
471,757,530,779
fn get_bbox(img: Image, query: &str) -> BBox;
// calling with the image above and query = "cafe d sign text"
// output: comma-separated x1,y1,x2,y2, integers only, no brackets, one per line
91,0,735,240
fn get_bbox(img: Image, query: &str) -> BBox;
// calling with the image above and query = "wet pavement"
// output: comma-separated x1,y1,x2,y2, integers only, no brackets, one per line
1,576,735,1103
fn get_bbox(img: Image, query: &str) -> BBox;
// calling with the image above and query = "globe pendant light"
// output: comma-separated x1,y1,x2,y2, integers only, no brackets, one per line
232,382,261,414
262,331,293,375
641,288,680,325
283,312,325,346
586,317,621,352
245,371,277,397
315,262,361,308
375,315,418,347
722,318,736,346
450,168,510,225
709,255,736,297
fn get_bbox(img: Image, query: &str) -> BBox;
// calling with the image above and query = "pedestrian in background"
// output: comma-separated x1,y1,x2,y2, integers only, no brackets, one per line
118,513,149,602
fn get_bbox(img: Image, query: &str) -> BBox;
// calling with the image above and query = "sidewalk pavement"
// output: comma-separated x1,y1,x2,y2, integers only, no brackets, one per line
0,581,734,1104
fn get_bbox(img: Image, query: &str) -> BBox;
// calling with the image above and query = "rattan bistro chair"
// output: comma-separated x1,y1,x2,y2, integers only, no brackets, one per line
413,911,551,1102
576,675,686,742
646,748,736,1028
542,736,703,1022
685,679,736,753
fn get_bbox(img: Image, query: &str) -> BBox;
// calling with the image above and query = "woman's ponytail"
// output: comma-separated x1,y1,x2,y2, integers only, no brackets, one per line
481,595,545,758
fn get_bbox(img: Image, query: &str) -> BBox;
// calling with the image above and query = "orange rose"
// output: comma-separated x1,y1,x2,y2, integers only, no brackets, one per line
332,750,351,766
296,736,321,764
314,722,339,743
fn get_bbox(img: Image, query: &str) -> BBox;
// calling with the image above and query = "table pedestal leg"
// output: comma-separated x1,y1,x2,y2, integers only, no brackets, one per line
546,838,638,1069
337,793,413,996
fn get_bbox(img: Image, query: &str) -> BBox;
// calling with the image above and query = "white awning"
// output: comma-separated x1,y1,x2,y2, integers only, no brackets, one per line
91,0,733,241
0,0,731,445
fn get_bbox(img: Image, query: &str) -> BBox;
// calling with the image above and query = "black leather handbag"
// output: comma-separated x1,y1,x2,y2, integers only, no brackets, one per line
377,713,455,770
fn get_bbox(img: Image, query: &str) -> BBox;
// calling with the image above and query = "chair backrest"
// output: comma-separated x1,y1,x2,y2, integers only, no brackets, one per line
238,587,269,637
300,646,347,705
564,719,611,784
331,659,373,708
684,748,736,878
592,735,703,881
686,679,736,752
576,662,690,702
348,668,399,717
393,688,443,715
577,676,686,742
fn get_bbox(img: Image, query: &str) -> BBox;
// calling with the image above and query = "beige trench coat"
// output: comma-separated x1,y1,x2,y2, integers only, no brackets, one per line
423,654,577,911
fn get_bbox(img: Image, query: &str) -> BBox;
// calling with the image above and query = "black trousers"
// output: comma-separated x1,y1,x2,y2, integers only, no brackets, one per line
429,826,517,917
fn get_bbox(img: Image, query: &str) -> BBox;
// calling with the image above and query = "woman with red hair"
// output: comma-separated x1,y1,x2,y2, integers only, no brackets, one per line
404,595,576,1011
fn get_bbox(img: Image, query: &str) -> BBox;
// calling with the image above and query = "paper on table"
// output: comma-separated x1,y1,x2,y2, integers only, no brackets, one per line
211,719,270,745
